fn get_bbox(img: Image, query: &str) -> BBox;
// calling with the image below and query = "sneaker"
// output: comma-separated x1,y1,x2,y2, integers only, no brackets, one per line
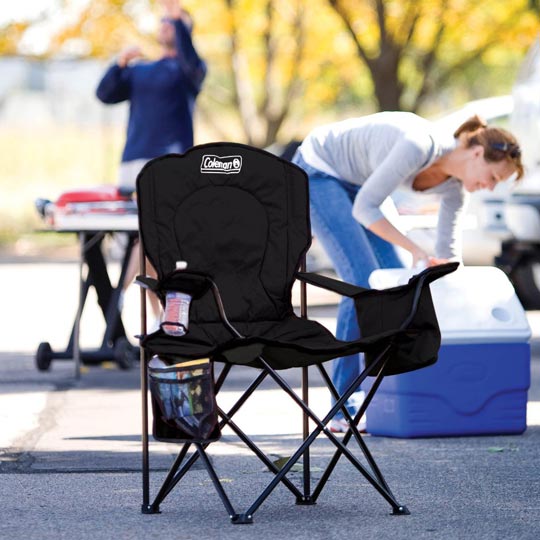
329,418,367,434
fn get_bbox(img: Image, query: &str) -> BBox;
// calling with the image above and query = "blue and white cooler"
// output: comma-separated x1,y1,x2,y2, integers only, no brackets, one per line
366,266,531,437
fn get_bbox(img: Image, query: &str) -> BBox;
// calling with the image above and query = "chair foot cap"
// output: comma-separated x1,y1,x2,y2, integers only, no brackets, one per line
392,505,410,515
231,513,253,524
296,496,316,505
141,504,161,514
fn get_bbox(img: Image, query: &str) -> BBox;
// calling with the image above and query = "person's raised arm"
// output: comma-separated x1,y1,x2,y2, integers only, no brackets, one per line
161,0,207,94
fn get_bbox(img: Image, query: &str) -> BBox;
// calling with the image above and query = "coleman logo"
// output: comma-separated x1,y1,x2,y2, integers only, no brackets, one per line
200,154,242,174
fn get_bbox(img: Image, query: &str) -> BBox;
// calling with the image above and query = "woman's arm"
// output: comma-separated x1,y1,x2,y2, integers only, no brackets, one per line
351,135,438,266
368,217,431,267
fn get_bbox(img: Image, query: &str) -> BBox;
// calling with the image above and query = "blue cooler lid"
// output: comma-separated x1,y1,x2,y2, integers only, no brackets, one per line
368,266,531,344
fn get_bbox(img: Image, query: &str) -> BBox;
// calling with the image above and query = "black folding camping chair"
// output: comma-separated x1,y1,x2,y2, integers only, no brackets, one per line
135,142,458,524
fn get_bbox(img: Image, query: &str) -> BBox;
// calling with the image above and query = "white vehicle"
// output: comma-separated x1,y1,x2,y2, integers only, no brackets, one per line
494,38,540,308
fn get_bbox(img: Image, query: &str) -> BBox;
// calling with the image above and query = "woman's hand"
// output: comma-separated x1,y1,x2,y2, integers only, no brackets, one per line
412,252,449,269
411,247,430,269
367,217,450,269
427,256,449,267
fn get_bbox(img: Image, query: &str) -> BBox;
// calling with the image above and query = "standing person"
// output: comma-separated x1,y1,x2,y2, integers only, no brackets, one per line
96,0,207,323
292,111,523,432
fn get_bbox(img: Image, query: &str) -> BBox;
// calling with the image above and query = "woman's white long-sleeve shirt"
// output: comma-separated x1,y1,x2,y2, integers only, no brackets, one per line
297,111,468,259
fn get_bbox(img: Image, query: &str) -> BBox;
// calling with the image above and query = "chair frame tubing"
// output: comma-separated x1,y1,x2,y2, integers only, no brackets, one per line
140,253,416,522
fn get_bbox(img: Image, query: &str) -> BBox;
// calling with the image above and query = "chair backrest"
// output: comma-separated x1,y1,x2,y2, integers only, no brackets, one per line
137,143,311,323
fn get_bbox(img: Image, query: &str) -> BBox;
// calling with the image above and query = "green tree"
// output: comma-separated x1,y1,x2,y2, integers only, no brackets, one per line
219,0,306,146
0,22,30,55
326,0,539,112
199,0,373,145
0,0,370,145
2,0,539,143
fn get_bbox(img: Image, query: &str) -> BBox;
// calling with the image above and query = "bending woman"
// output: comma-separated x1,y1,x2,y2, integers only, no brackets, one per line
292,111,523,432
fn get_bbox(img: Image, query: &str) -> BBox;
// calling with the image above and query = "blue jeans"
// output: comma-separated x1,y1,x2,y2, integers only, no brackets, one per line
292,152,404,420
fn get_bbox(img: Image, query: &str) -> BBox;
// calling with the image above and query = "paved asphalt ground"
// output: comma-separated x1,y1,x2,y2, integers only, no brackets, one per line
0,258,539,539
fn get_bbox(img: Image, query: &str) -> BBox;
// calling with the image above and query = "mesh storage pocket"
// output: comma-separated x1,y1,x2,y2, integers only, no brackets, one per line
149,359,218,440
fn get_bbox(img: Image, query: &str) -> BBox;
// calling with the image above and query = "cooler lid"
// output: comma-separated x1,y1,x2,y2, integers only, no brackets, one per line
368,266,531,344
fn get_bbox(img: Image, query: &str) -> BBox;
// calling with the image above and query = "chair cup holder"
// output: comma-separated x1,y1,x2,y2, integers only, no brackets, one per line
149,361,219,441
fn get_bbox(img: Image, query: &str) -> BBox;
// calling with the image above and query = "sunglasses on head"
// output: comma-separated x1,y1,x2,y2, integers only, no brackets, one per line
491,142,521,159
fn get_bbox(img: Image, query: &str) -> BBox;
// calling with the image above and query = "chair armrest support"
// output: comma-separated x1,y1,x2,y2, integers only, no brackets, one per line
296,272,367,298
135,275,159,291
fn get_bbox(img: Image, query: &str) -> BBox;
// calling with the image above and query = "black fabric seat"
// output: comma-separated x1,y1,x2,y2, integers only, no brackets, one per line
136,142,457,524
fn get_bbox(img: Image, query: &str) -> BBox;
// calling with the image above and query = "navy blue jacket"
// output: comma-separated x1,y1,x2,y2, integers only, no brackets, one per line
96,19,206,162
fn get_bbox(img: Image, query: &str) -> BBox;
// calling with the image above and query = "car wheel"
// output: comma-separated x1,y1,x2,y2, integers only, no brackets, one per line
36,342,53,371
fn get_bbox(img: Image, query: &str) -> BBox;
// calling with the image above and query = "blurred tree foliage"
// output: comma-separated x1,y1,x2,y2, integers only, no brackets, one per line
0,22,30,55
197,0,375,145
1,0,539,145
327,0,539,111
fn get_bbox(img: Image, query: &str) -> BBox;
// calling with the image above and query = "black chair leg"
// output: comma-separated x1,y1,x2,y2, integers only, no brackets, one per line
313,363,406,511
249,351,409,515
149,443,193,510
142,349,410,520
195,444,240,521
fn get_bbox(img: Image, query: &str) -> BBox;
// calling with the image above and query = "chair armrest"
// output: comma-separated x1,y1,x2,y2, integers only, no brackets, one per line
296,272,367,298
159,270,213,299
137,270,242,338
354,261,459,376
136,270,213,299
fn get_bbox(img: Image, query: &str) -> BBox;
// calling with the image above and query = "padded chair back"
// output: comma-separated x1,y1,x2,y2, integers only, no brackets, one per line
137,143,311,323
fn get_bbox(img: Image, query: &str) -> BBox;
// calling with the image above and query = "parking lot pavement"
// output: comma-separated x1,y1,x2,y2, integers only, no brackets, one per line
1,349,539,540
1,259,540,538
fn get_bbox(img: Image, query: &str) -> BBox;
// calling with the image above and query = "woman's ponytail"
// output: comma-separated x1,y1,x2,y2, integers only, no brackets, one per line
453,114,488,138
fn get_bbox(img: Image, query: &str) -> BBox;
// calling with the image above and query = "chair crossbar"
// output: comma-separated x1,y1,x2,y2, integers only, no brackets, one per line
140,250,437,521
316,364,366,448
313,362,393,501
150,442,240,519
142,305,410,521
152,443,195,508
148,363,304,512
217,408,305,499
235,347,405,518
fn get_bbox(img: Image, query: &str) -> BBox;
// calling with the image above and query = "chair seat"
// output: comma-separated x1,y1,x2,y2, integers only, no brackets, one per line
142,314,398,370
